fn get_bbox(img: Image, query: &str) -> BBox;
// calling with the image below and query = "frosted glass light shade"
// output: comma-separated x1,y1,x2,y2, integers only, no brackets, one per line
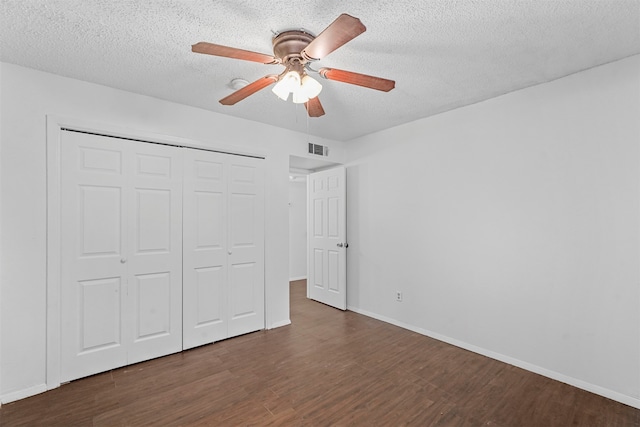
292,87,309,104
301,75,322,99
272,81,290,101
272,71,300,101
272,71,322,104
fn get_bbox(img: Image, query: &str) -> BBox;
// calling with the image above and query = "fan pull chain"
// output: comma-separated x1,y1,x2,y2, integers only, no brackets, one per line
306,107,310,144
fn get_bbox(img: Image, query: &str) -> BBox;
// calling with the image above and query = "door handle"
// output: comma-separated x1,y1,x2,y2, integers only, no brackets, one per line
120,258,127,264
337,243,343,248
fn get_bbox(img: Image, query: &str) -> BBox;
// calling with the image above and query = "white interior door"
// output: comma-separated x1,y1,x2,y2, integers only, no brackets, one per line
183,150,228,349
60,131,183,382
227,156,265,337
308,167,347,310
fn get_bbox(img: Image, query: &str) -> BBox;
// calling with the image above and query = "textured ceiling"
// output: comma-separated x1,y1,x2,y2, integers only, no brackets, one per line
1,1,639,141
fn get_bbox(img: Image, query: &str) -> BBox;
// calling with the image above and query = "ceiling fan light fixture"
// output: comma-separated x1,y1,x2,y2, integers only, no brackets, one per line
292,87,309,104
271,82,290,101
272,70,301,101
301,75,322,99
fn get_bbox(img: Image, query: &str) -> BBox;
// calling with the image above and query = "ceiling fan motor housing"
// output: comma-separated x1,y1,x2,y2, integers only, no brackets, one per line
272,30,315,64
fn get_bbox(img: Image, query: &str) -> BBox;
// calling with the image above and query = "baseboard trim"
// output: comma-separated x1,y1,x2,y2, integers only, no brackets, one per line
269,319,291,329
1,383,48,404
289,276,307,282
347,305,640,410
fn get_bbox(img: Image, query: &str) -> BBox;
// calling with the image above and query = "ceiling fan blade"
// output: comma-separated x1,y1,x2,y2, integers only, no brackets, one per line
219,75,278,105
319,67,395,92
305,96,325,117
301,14,366,60
192,42,277,64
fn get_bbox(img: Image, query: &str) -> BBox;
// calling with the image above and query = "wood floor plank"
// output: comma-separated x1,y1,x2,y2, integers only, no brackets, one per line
1,279,638,426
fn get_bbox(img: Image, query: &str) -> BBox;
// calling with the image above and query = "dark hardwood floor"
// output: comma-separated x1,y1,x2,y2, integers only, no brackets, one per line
1,280,639,426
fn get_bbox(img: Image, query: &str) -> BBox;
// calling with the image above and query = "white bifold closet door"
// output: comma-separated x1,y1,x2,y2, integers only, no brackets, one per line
182,149,265,349
60,131,183,383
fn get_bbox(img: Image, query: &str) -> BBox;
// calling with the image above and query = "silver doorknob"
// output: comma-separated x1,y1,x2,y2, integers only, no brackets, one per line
228,250,232,255
337,243,343,248
120,258,127,264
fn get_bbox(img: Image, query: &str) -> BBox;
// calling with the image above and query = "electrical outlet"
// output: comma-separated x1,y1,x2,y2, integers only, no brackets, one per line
396,291,402,302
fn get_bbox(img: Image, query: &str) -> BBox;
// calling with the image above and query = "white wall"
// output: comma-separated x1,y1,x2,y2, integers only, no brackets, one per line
0,62,345,401
0,59,3,404
289,179,307,280
345,55,640,407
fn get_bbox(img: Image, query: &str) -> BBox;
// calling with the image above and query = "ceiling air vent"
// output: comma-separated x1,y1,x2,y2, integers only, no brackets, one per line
308,143,329,157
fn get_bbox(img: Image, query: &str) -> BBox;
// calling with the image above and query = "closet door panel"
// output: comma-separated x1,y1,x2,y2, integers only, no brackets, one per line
227,158,265,337
127,144,183,364
183,151,228,349
60,132,128,382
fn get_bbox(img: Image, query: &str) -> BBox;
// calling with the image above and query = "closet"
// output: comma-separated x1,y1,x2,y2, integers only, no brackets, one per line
58,130,264,382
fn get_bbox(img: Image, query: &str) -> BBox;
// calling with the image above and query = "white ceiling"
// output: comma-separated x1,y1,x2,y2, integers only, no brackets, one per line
1,1,639,141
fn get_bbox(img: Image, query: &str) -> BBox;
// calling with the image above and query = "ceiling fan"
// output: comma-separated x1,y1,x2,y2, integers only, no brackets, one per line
192,14,395,117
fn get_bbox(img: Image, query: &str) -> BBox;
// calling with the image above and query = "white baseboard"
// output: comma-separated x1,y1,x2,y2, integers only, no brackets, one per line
1,383,48,404
269,319,291,329
347,305,640,410
289,276,307,282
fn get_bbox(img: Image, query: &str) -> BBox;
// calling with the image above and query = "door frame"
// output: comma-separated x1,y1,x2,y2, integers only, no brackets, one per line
45,115,266,390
